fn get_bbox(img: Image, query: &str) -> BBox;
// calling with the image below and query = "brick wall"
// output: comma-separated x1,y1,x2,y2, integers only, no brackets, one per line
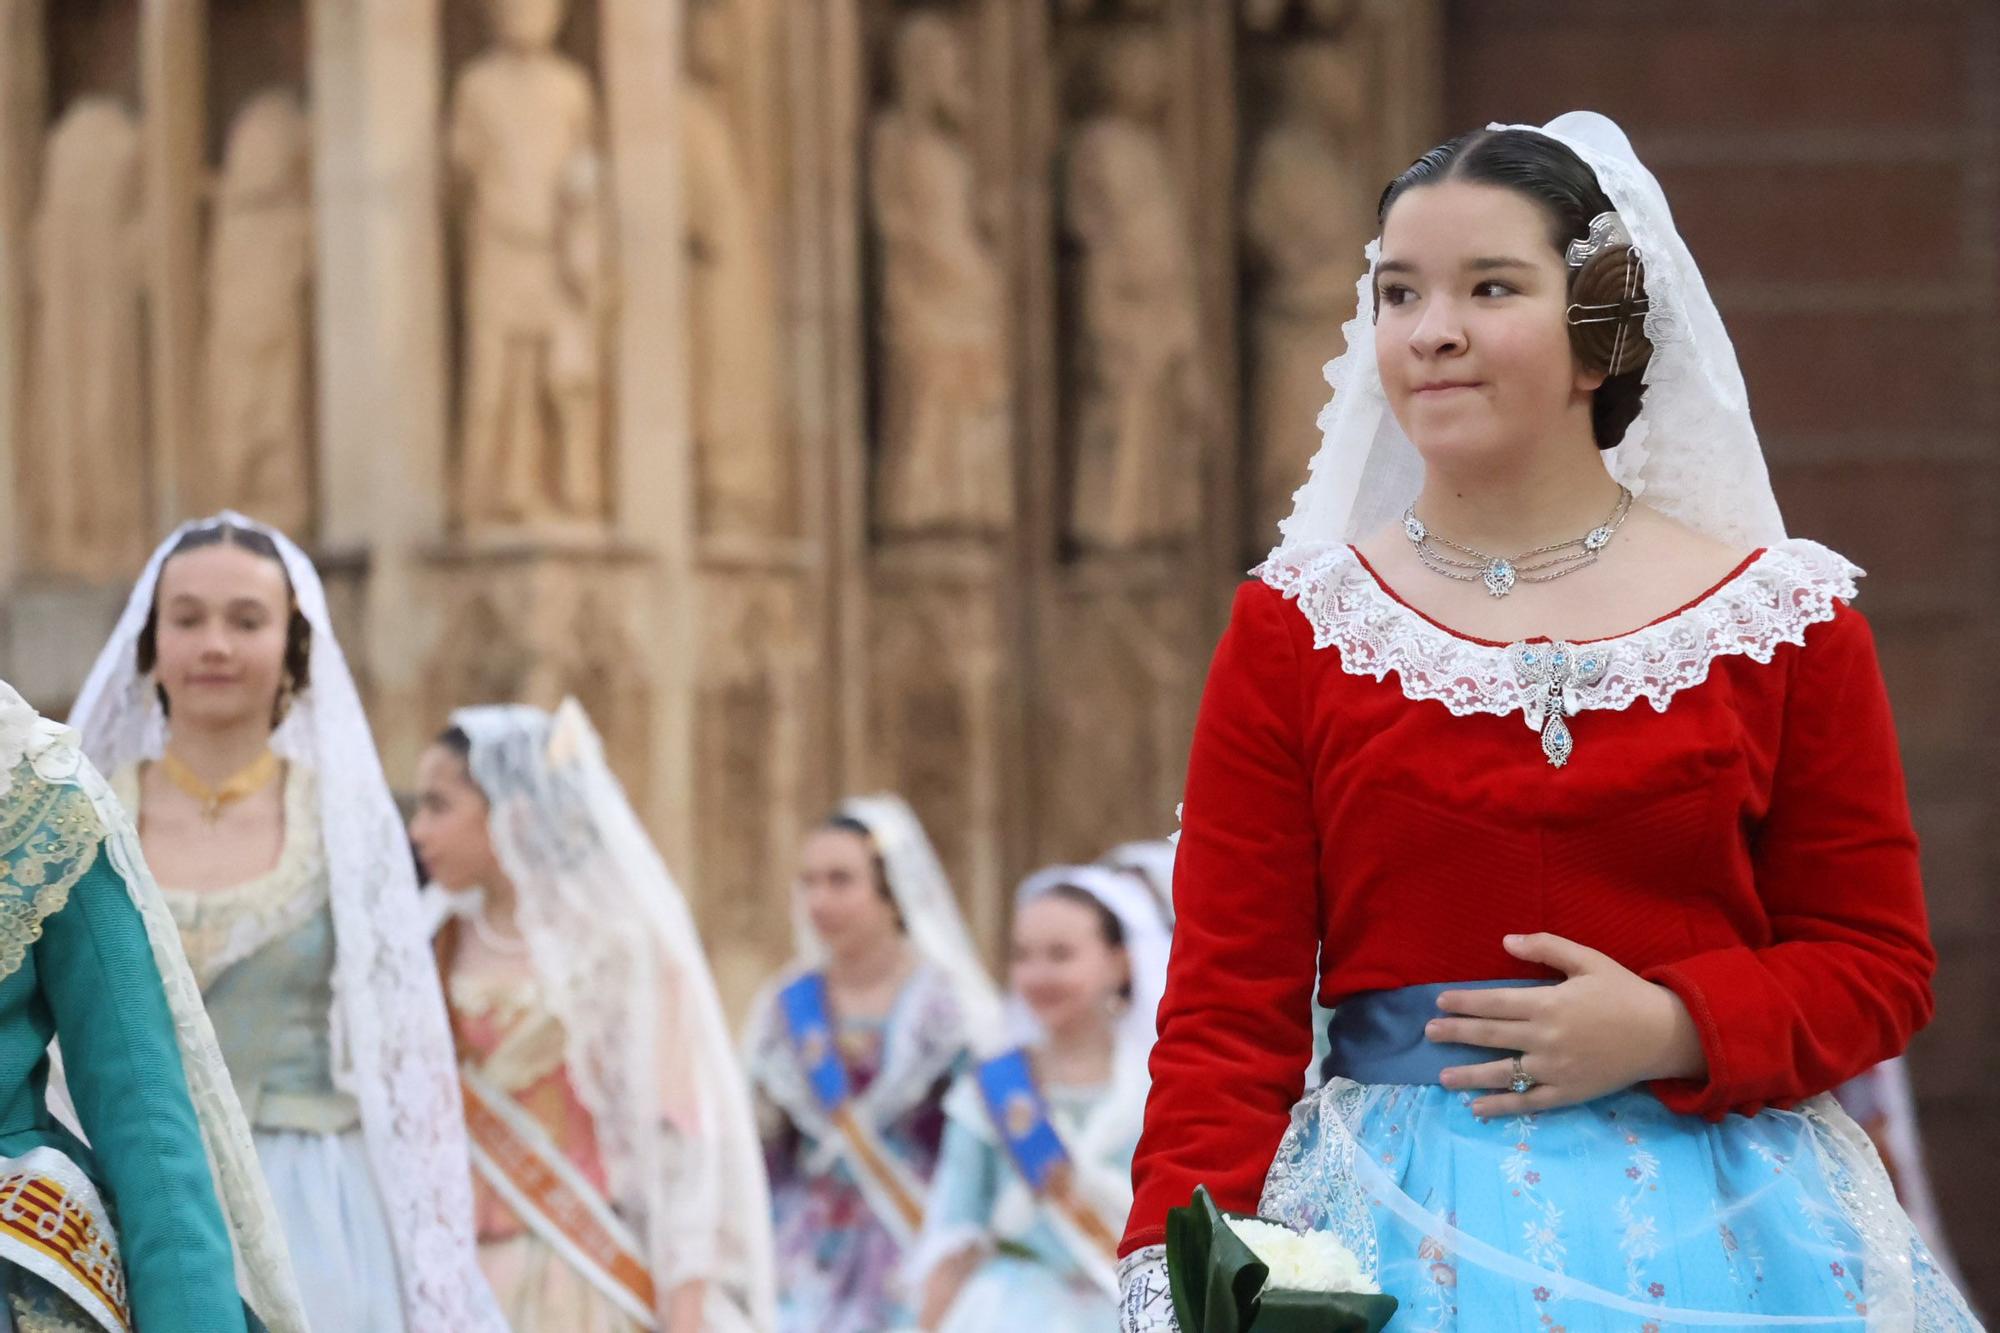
1445,0,2000,1308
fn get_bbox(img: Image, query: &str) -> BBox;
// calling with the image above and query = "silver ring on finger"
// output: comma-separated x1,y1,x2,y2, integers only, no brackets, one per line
1509,1055,1537,1095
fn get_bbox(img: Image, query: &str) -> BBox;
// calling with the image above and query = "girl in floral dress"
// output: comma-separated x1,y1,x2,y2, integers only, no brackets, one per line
744,797,1001,1333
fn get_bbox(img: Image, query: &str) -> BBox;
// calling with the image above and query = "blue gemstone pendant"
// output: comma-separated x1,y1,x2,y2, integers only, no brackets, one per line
1541,713,1575,768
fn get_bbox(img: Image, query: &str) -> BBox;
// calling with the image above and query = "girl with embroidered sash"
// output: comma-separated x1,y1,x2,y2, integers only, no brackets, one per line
1115,114,1980,1330
913,866,1172,1333
744,797,1001,1333
0,682,307,1332
69,516,503,1333
409,701,776,1332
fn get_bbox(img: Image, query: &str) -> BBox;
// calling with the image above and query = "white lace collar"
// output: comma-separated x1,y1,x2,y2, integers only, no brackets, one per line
1257,538,1861,726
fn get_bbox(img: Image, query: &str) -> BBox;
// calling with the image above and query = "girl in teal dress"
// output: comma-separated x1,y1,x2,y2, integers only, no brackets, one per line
913,865,1172,1333
0,681,304,1332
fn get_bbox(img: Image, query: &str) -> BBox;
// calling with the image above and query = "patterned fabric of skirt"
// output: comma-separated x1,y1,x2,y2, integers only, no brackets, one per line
1259,1080,1979,1332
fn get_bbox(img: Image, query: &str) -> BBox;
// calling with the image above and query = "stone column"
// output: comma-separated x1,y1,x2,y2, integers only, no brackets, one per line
600,0,694,867
139,0,206,534
310,0,450,552
0,0,46,588
305,0,451,775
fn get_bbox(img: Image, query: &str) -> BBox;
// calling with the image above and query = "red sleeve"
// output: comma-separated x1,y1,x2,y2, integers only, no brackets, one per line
1121,581,1321,1255
1644,603,1935,1119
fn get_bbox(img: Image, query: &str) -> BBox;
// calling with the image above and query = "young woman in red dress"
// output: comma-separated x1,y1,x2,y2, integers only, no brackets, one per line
1115,113,1979,1331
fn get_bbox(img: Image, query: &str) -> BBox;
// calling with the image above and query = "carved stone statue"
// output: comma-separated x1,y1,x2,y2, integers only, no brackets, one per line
448,0,607,529
203,90,315,538
28,97,148,581
868,12,1012,537
1244,44,1372,540
686,0,789,539
1063,37,1204,552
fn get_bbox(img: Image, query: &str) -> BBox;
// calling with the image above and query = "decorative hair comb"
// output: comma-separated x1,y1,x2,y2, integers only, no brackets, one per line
1565,211,1649,376
1565,211,1633,268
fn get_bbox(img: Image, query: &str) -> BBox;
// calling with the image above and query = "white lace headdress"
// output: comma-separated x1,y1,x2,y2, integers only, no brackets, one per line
1269,110,1788,562
1008,865,1173,1084
794,794,1005,1034
450,700,776,1327
0,685,309,1332
67,513,504,1332
1100,839,1177,927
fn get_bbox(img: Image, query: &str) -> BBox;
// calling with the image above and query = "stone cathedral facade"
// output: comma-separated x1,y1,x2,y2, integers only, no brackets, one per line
0,0,1437,1010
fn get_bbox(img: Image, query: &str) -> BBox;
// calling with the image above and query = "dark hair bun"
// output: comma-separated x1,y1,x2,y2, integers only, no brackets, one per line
1567,244,1653,381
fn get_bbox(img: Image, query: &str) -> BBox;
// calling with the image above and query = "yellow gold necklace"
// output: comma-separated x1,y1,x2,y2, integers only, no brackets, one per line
159,750,282,824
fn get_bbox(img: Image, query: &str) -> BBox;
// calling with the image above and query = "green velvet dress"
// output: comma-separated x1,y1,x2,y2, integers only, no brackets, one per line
0,756,247,1332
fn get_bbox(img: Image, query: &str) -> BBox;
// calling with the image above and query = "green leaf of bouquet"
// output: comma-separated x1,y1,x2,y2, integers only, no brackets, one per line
1250,1289,1401,1333
1165,1185,1270,1333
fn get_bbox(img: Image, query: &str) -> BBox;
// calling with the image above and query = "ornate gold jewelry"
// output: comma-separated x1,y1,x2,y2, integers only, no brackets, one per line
159,749,282,824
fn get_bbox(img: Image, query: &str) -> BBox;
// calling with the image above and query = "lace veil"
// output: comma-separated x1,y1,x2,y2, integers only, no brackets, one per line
67,513,503,1331
1268,110,1788,562
1100,839,1178,927
449,700,777,1326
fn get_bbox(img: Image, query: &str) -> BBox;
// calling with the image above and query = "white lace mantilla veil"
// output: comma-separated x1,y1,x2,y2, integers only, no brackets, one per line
793,794,1006,1035
1265,110,1788,566
0,685,309,1333
66,513,505,1332
449,700,777,1330
1099,840,1178,927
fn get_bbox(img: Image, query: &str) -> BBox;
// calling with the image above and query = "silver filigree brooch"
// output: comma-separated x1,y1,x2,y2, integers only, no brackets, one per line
1508,640,1609,768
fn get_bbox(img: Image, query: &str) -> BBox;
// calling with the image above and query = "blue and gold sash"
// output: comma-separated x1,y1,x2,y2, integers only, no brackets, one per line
778,972,852,1112
975,1048,1072,1194
974,1048,1123,1283
778,972,928,1242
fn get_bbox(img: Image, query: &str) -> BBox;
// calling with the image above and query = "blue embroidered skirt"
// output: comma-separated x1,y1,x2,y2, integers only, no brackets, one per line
1260,985,1977,1331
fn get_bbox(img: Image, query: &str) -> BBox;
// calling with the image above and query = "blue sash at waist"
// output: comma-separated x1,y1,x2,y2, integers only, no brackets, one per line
1322,980,1556,1086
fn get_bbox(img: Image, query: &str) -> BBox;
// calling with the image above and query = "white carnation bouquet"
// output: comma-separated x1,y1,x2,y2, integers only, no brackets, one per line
1164,1186,1396,1332
1224,1217,1380,1297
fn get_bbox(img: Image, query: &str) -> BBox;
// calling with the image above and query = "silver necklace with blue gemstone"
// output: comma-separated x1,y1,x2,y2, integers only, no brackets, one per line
1403,486,1633,599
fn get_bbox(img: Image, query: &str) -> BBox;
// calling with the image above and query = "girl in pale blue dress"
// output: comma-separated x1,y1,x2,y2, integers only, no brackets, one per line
70,515,504,1333
914,865,1172,1333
